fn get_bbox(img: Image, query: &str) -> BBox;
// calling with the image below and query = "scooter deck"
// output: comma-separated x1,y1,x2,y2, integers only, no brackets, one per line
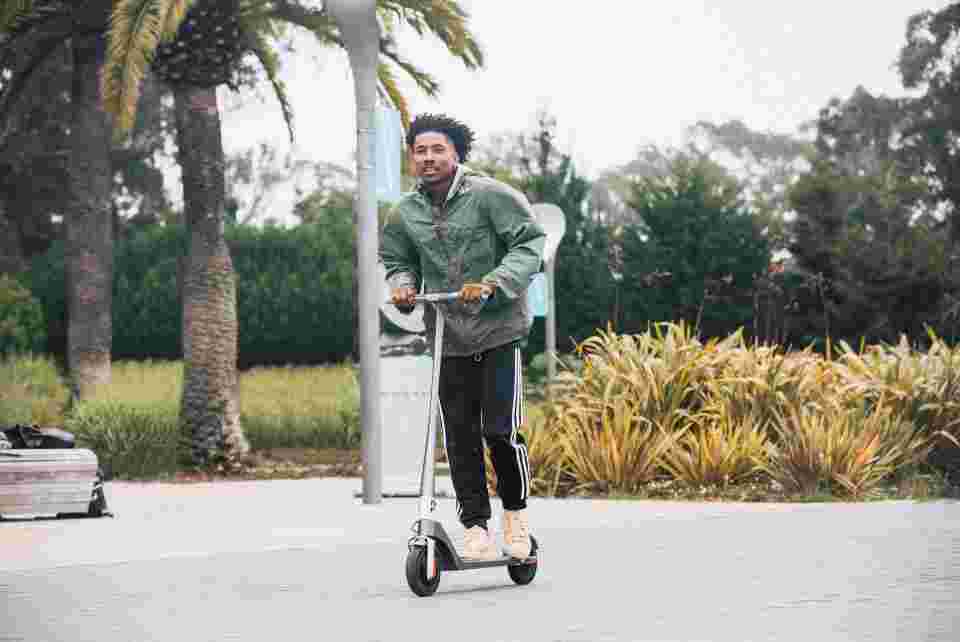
457,555,536,571
413,517,539,572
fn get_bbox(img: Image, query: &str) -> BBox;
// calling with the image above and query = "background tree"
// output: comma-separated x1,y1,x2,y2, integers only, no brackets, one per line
224,143,313,225
622,152,771,339
0,1,178,398
688,119,813,253
0,31,70,276
1,0,117,400
896,4,960,340
786,88,946,348
0,35,177,265
898,3,960,245
111,72,178,229
61,0,115,401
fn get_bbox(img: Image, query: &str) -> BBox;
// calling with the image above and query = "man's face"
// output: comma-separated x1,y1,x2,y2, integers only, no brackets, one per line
411,131,459,185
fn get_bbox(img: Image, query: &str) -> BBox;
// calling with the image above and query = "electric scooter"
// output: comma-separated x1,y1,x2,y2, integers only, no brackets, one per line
392,292,539,597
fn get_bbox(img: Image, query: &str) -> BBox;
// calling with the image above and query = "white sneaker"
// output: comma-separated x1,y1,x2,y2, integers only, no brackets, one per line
462,525,499,561
503,510,532,559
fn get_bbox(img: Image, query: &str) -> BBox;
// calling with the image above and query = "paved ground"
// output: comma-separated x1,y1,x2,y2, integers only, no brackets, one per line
1,477,958,642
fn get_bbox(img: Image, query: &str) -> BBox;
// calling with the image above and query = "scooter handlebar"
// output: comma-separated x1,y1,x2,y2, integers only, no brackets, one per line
384,291,489,305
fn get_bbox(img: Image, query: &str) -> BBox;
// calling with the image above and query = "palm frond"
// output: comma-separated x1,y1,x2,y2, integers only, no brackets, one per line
103,0,189,138
0,0,33,34
262,0,481,142
160,0,192,40
245,30,294,143
238,1,286,41
378,35,439,97
267,0,339,44
376,61,408,129
378,0,483,70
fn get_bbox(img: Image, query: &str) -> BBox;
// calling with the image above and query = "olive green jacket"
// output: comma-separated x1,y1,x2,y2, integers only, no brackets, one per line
380,165,546,357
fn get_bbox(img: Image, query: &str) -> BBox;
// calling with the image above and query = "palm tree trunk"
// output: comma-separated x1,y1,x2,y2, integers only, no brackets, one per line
65,32,112,401
172,84,248,465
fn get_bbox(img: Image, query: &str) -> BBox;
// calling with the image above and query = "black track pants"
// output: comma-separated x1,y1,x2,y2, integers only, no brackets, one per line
438,341,530,530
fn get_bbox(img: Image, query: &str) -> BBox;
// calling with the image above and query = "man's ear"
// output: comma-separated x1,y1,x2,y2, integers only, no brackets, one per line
405,148,416,175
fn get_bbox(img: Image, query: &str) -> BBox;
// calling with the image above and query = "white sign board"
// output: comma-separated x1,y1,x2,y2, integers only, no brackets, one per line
378,261,425,334
532,203,566,263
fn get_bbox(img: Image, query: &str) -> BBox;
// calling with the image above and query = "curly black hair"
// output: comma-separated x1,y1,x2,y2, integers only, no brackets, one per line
406,113,475,162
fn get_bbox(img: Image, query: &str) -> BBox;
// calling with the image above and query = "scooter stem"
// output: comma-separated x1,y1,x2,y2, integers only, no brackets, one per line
418,299,445,518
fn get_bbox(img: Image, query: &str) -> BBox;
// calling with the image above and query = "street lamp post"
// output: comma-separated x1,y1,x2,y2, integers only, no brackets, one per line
326,0,382,504
532,203,566,391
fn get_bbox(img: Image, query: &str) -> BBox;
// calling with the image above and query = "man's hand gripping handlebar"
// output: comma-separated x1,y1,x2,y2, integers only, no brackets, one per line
387,284,493,311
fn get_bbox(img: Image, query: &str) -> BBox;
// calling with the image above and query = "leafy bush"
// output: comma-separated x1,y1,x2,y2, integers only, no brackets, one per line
0,353,67,425
0,274,45,355
532,322,960,498
66,399,182,479
661,404,768,487
763,400,938,498
833,334,960,483
554,397,677,494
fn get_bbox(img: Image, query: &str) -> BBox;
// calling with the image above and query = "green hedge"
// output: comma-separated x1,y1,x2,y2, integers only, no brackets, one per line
28,217,355,367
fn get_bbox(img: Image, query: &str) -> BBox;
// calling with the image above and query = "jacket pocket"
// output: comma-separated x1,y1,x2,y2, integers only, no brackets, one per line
449,222,493,281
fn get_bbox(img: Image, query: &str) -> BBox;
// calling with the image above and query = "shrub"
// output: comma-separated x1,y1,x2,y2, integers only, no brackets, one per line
661,403,768,487
835,334,960,482
0,274,45,355
699,342,823,435
534,322,960,498
0,353,67,425
66,399,182,479
553,397,677,494
763,400,940,499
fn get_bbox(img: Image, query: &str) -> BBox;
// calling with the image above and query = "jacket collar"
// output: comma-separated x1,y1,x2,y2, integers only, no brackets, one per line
415,164,474,207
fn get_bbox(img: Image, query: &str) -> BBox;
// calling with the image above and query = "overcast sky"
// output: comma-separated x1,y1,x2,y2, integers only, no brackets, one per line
206,1,950,216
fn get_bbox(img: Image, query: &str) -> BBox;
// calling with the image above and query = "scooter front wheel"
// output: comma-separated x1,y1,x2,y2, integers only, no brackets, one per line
405,546,441,597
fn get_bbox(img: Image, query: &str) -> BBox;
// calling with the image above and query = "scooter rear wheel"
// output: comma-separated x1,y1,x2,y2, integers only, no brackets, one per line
405,546,441,597
507,535,539,585
507,561,537,585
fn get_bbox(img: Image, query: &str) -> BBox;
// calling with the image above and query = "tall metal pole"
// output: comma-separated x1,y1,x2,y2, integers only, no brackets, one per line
327,0,381,504
545,256,557,389
532,203,566,395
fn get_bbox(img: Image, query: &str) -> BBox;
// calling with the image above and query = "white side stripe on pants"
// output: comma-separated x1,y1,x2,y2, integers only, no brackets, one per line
511,346,529,501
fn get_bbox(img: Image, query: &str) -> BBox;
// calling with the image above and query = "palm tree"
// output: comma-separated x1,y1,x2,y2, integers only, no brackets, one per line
1,1,115,401
106,0,482,465
2,0,483,464
0,0,483,463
